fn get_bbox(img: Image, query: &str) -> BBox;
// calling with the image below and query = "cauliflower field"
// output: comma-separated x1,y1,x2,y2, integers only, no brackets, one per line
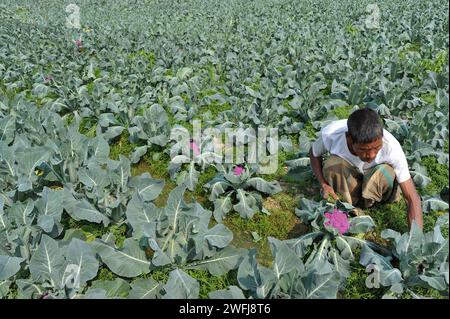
0,0,448,299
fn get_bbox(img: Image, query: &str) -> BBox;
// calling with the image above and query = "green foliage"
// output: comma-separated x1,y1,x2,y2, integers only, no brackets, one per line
143,152,171,179
345,24,358,35
401,286,447,299
127,49,155,69
192,166,218,206
97,267,117,282
420,50,448,73
200,101,231,118
110,132,134,160
420,156,449,196
333,105,353,119
205,165,282,220
144,269,169,283
79,118,97,138
341,251,387,299
224,193,302,266
264,151,290,181
185,269,239,299
303,122,317,139
369,200,410,236
109,224,128,248
419,91,436,105
0,0,448,300
398,42,421,60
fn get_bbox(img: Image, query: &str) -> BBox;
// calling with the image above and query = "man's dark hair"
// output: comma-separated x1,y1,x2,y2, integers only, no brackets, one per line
347,108,383,144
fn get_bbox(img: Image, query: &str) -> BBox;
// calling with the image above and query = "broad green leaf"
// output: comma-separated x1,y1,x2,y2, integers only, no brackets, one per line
128,173,165,202
381,229,401,243
8,199,35,227
418,275,447,291
208,286,245,299
0,116,15,144
91,238,151,278
178,162,199,192
233,189,258,219
162,269,199,299
204,224,233,248
35,187,64,233
283,232,321,258
422,196,449,212
164,184,189,231
187,247,246,276
268,237,303,278
410,163,432,188
29,235,65,287
395,221,424,257
130,146,148,164
89,278,131,298
213,195,232,223
302,271,341,299
64,238,99,288
329,250,351,278
129,278,161,299
206,178,231,201
176,67,193,80
0,256,24,280
0,280,11,298
359,245,403,287
246,177,282,195
62,190,110,226
348,215,375,234
82,288,108,299
89,135,110,163
237,249,276,298
77,164,109,191
16,147,50,192
16,279,44,299
285,157,310,168
126,194,161,235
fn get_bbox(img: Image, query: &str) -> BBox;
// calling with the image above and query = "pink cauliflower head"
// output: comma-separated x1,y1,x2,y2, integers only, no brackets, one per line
324,208,350,235
233,165,245,176
189,140,200,156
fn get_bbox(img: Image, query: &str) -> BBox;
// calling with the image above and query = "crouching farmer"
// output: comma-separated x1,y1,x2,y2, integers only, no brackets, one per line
309,108,423,230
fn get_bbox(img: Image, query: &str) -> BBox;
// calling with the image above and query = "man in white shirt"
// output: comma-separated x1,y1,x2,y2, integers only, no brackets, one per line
309,108,423,230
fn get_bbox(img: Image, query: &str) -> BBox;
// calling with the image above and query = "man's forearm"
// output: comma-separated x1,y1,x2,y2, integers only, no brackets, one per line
309,149,327,186
399,179,424,231
406,196,423,230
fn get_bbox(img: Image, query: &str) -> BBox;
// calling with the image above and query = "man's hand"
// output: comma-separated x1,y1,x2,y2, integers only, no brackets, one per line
309,148,338,201
321,183,338,201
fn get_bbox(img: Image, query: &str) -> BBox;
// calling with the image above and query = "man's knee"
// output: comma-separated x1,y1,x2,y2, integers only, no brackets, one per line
362,164,398,204
364,164,395,188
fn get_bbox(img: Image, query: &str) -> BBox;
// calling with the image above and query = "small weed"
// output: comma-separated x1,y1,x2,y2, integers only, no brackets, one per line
303,122,317,139
341,251,387,299
185,269,239,299
420,50,448,73
420,156,449,196
143,151,171,179
223,192,304,267
333,105,353,119
110,131,134,160
97,266,117,282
